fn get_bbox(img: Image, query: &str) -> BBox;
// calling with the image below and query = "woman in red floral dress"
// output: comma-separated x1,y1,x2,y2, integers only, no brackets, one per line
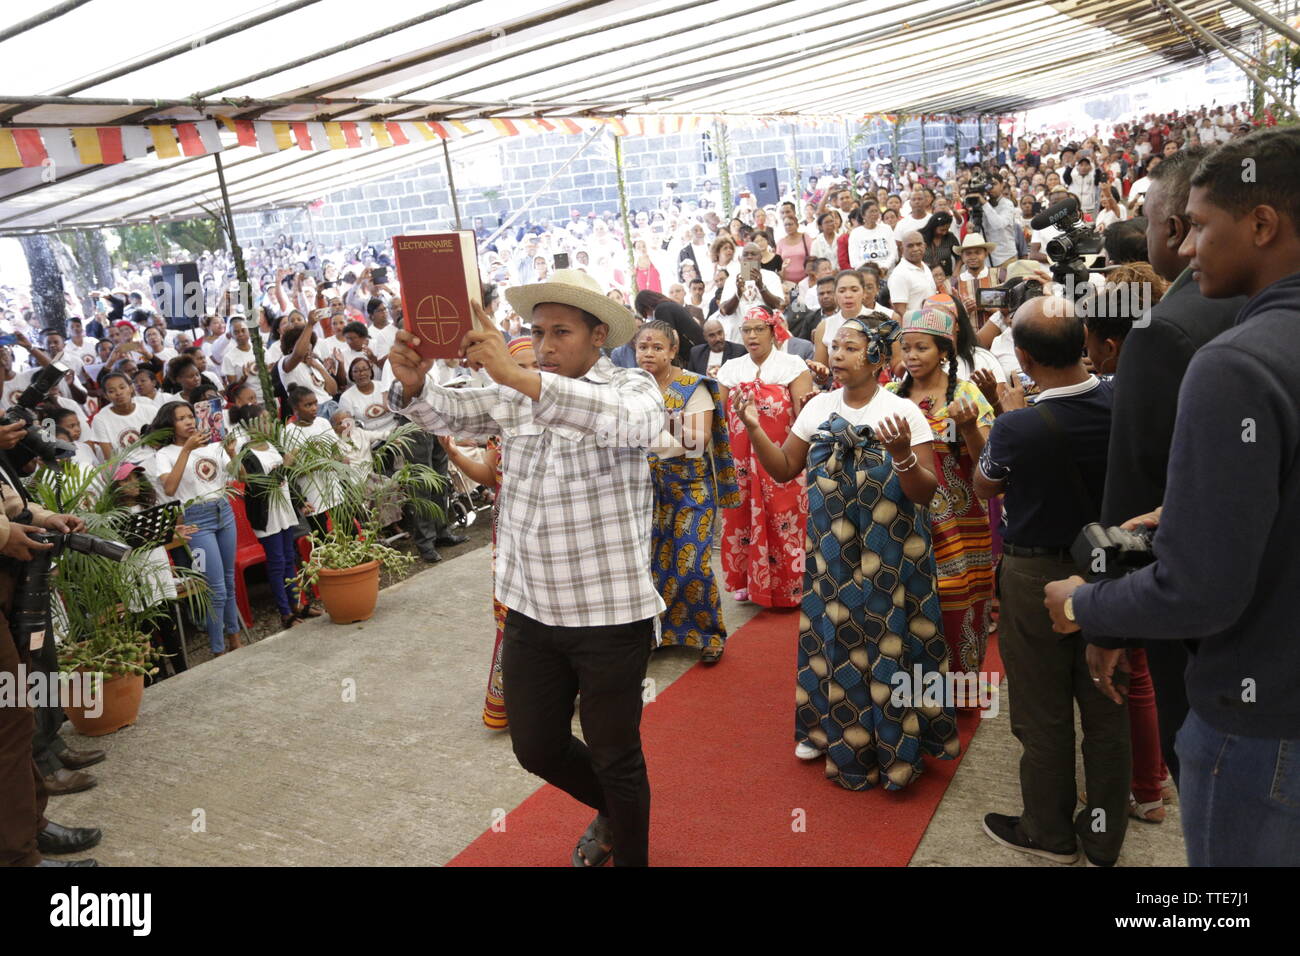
715,307,815,607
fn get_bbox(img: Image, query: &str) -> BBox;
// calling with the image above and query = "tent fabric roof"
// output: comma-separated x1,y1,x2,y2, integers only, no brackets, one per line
0,0,1269,233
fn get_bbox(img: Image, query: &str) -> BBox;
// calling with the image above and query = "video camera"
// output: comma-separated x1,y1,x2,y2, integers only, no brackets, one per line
2,362,75,469
11,529,131,654
977,276,1045,315
1070,522,1156,581
1029,196,1104,294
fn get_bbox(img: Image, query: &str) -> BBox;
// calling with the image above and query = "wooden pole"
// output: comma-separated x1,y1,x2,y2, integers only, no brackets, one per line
213,151,275,407
614,134,638,297
442,138,464,230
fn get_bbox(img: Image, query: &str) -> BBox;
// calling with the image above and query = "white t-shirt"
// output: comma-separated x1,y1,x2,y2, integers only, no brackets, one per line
791,387,932,446
893,215,931,242
204,334,233,366
284,417,343,513
715,348,807,389
848,223,899,271
367,324,396,361
339,384,394,434
958,347,1009,384
1094,205,1128,231
89,402,156,464
243,443,296,538
887,259,939,313
221,344,265,403
152,442,231,505
314,334,348,363
279,354,333,405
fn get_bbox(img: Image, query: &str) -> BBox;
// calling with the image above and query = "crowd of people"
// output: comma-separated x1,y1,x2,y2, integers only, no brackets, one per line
3,101,1296,869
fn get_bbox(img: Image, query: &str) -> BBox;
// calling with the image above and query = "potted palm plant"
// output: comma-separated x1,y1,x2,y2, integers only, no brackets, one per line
240,417,443,624
30,455,211,735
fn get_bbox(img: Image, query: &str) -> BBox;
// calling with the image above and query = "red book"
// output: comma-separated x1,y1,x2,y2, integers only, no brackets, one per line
393,232,484,360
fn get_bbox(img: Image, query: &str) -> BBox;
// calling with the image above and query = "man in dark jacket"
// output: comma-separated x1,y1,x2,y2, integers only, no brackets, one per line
1082,146,1244,787
1046,127,1300,866
686,318,744,376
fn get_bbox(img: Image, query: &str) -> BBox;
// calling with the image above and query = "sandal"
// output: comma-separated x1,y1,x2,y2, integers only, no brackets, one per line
571,814,614,867
700,646,723,665
281,614,302,630
1129,797,1166,824
297,604,323,619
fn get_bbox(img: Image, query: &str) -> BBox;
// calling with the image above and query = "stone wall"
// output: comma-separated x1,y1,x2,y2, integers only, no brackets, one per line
230,117,997,249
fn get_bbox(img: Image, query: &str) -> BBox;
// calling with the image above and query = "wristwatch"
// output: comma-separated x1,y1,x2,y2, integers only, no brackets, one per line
1063,595,1076,623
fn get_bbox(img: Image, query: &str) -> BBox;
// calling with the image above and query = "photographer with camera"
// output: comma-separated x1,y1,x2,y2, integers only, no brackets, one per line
973,295,1129,867
1044,127,1300,866
0,418,105,866
965,176,1018,267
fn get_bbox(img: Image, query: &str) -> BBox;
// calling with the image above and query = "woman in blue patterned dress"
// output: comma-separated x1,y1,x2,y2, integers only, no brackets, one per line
634,320,741,664
733,317,961,790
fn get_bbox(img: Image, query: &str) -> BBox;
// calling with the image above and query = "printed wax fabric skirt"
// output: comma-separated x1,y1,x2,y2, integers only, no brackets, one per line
650,454,726,650
796,413,961,791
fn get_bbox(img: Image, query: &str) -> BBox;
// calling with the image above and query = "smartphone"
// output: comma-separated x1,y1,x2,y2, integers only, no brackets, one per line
0,334,16,347
554,253,570,270
740,260,759,281
370,267,389,285
977,288,1008,310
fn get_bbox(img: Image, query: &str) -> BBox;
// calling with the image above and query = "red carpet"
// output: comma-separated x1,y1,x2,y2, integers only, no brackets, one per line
449,610,1003,867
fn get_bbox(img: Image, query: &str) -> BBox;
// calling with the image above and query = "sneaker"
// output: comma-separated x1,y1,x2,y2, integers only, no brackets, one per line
733,589,750,603
981,813,1079,864
795,741,824,760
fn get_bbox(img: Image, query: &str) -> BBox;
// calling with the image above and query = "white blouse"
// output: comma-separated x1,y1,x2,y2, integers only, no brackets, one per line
715,348,808,389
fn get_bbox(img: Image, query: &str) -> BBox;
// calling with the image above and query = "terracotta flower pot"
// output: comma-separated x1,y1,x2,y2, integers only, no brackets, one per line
316,560,381,624
64,672,144,737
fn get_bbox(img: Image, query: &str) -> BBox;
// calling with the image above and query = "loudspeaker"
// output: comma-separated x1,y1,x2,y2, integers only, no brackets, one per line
152,262,202,329
746,167,780,206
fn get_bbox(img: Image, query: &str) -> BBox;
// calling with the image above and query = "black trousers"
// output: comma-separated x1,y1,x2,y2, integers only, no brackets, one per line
399,424,450,557
502,609,654,867
1143,637,1190,787
0,570,47,866
999,553,1131,863
30,626,68,775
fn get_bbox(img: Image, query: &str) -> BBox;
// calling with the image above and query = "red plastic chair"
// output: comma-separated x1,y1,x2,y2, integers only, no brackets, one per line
228,489,267,627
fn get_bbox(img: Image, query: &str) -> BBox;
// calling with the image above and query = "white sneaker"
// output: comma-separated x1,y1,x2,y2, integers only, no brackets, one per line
795,741,824,760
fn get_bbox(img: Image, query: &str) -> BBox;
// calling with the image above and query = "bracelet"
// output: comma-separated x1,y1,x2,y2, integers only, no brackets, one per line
893,452,918,473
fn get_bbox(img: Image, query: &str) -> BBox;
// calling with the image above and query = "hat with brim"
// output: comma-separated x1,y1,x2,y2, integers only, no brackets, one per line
1004,259,1053,283
505,269,637,347
957,232,996,253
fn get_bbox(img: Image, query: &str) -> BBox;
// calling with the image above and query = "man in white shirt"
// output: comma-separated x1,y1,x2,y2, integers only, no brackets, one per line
365,297,396,364
893,187,933,243
849,201,899,273
952,233,1004,329
935,144,957,181
220,317,266,404
719,243,784,341
887,232,938,316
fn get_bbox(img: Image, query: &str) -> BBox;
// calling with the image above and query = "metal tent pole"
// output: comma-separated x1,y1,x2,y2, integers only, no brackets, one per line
442,138,464,230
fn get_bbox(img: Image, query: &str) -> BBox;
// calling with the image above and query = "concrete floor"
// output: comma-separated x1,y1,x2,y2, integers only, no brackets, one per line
52,543,1185,866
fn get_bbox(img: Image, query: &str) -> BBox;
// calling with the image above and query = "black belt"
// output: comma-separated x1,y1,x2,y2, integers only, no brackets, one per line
1002,543,1072,561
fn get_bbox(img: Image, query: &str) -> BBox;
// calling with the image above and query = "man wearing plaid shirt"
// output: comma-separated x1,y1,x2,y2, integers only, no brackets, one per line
388,269,665,867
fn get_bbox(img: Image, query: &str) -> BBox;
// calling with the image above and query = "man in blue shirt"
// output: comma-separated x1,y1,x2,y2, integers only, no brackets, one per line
1045,127,1300,866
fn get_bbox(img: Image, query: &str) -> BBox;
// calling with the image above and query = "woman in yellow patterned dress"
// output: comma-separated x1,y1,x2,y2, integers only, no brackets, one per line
888,307,995,682
634,321,740,663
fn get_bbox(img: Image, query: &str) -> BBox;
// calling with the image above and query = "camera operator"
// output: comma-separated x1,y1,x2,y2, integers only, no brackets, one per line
973,295,1129,867
1044,128,1300,866
1068,146,1246,792
965,176,1018,267
0,423,103,866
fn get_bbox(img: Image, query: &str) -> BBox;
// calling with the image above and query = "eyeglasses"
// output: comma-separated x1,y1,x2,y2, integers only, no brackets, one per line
739,325,771,335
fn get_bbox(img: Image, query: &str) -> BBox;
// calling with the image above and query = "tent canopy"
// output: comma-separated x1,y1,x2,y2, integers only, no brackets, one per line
0,0,1271,233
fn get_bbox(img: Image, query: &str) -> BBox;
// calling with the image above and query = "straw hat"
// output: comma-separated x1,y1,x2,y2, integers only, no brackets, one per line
957,232,996,253
505,269,637,347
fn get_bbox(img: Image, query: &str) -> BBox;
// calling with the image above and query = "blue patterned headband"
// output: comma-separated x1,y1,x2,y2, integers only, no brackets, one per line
840,317,900,364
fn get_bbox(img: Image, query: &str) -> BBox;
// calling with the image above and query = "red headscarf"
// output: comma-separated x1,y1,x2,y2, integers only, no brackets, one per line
744,305,791,346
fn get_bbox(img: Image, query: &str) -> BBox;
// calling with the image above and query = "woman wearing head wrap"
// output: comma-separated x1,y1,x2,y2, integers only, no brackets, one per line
734,316,961,790
888,308,996,683
439,336,538,730
633,321,741,663
714,307,814,607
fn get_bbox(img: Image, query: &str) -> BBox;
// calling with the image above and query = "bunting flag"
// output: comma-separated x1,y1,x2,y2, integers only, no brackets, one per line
0,111,1012,169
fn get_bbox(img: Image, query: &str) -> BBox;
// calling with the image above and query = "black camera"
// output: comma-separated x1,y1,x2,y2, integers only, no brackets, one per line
1029,196,1104,295
11,530,131,654
978,276,1045,315
1071,522,1155,581
2,362,75,468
